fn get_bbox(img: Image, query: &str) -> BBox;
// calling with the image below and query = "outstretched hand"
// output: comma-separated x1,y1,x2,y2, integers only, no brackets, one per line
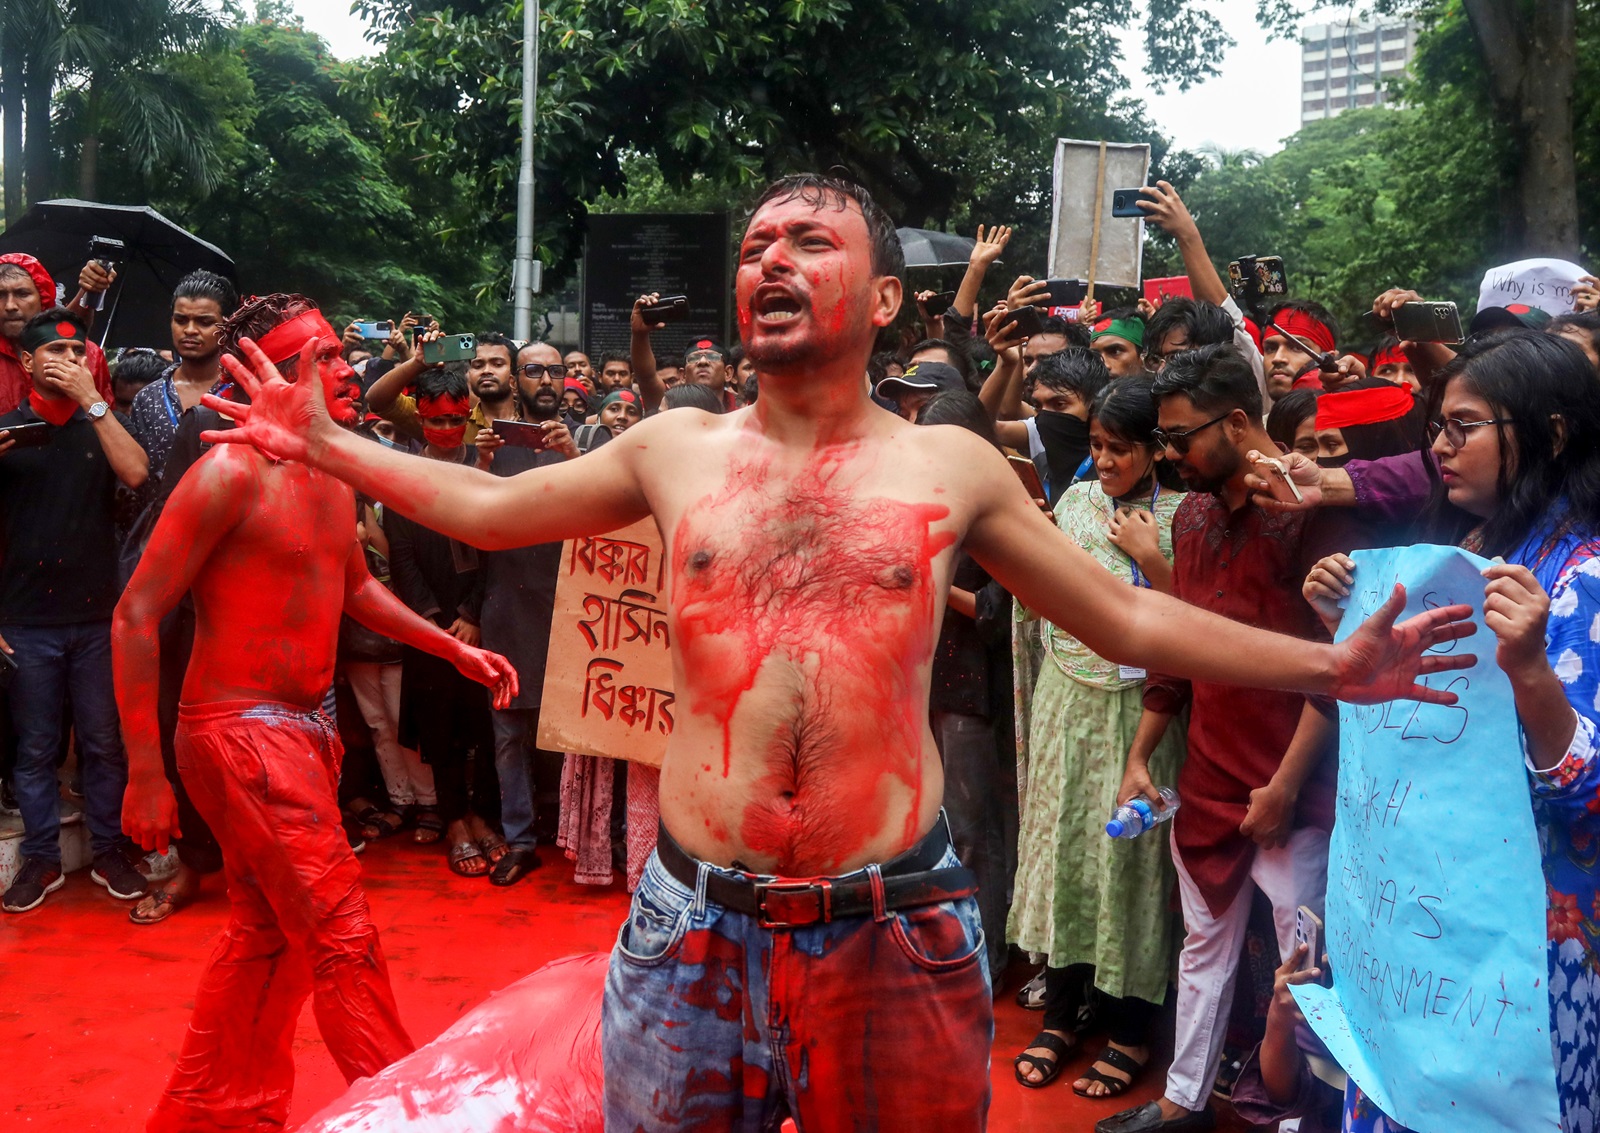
456,645,520,709
1330,583,1476,704
200,335,333,464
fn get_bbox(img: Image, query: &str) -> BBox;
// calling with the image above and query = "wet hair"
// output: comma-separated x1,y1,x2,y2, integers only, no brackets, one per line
1265,298,1341,348
219,293,319,363
1424,330,1600,559
663,382,725,414
1036,314,1091,350
1266,388,1320,453
1090,377,1159,446
906,336,974,387
1548,310,1600,358
916,390,997,447
475,331,516,366
1144,297,1236,355
1031,346,1112,403
1150,342,1263,419
414,364,469,404
749,173,905,280
113,348,168,389
171,269,239,317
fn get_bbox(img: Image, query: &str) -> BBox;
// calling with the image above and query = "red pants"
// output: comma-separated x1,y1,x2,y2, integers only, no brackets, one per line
148,702,413,1132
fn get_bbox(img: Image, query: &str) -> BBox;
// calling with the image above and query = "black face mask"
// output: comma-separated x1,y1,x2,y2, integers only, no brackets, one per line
1031,410,1092,503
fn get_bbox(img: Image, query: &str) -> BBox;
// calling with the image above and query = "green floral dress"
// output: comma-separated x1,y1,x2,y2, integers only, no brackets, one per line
1008,479,1187,1001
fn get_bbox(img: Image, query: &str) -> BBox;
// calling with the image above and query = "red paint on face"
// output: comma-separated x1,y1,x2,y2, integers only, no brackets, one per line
671,448,954,870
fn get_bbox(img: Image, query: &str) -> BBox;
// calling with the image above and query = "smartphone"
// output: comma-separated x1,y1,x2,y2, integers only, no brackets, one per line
492,419,549,451
639,295,690,322
421,333,477,364
1227,255,1290,300
919,290,957,313
353,321,392,340
1008,454,1047,500
1110,188,1148,218
997,305,1047,339
1143,276,1192,304
1392,300,1463,344
0,420,53,449
1295,906,1328,984
1255,455,1304,505
1043,279,1087,308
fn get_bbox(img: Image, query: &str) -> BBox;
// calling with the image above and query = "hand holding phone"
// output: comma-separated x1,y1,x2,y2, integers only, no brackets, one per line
637,295,689,323
421,333,477,365
1254,455,1305,506
492,419,550,451
1007,453,1047,503
1110,188,1148,218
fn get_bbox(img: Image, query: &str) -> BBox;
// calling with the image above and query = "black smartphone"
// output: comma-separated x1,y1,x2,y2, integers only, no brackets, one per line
1110,188,1148,218
1393,300,1463,344
919,290,957,313
997,305,1047,339
1043,279,1087,308
0,420,53,449
639,295,690,322
493,420,549,451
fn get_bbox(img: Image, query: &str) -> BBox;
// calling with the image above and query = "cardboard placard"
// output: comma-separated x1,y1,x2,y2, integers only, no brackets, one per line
535,519,676,767
1047,138,1149,290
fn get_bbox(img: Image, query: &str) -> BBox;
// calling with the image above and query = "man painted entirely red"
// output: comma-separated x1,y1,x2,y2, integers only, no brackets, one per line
115,301,518,1132
199,179,1477,1125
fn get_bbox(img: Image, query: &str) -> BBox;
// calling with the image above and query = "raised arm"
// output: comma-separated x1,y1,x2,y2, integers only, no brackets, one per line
202,336,652,551
630,294,667,414
1137,181,1229,307
951,224,1011,322
956,432,1476,704
114,449,254,851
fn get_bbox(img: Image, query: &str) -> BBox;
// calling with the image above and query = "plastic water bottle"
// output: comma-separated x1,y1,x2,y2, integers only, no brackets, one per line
1106,788,1180,839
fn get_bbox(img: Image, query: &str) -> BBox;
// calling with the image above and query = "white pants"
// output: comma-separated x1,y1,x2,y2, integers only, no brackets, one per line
1165,826,1329,1117
345,661,436,808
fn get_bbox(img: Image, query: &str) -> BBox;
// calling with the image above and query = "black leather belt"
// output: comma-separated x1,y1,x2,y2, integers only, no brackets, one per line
655,817,977,930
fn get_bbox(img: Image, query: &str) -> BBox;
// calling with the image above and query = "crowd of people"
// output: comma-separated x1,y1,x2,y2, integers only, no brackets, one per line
3,168,1599,1133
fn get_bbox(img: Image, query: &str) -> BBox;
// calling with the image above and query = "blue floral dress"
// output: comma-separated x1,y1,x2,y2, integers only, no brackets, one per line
1338,525,1600,1133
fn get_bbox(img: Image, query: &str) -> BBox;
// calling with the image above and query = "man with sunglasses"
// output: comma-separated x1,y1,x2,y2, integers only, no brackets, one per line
1101,342,1371,1133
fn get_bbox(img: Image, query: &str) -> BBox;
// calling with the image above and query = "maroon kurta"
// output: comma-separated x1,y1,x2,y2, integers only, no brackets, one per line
1143,494,1363,916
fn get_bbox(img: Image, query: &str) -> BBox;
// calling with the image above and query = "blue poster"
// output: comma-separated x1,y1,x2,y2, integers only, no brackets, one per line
1293,544,1560,1133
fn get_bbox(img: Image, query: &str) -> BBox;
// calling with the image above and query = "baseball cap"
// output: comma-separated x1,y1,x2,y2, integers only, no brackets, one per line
1468,302,1553,336
874,360,965,400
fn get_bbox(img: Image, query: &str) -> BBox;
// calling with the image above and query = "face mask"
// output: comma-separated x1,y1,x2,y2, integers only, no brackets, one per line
422,424,467,449
375,433,401,450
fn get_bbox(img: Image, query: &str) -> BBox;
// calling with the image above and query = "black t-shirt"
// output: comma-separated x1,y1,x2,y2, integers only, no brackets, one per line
0,403,121,625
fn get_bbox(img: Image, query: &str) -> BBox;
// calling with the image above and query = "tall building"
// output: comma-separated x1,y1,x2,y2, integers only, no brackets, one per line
1300,16,1418,125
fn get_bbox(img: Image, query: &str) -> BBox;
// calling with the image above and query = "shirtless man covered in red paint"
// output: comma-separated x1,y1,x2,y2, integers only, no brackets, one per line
115,295,519,1133
201,177,1474,1130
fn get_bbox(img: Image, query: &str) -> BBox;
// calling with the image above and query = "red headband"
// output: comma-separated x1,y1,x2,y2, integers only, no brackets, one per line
1371,344,1409,371
1270,309,1336,355
255,310,338,364
416,394,471,417
1315,384,1415,429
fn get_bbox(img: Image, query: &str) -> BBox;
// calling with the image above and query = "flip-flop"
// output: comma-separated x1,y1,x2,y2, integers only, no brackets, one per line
413,808,444,845
448,840,489,877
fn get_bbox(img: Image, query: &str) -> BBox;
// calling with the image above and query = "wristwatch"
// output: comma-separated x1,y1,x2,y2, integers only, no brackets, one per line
86,400,109,420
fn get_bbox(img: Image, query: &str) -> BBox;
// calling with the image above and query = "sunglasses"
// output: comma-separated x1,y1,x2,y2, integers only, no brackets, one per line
1152,412,1231,455
1427,416,1511,450
521,363,568,379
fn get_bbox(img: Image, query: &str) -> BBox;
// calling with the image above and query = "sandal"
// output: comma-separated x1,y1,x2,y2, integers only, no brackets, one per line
1016,969,1047,1010
448,840,488,877
129,883,191,925
413,807,444,845
355,804,405,841
1014,1030,1077,1089
1073,1045,1148,1099
477,830,509,865
490,846,540,886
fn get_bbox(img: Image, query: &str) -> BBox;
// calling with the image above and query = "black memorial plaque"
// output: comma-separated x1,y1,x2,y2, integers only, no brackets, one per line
581,213,731,359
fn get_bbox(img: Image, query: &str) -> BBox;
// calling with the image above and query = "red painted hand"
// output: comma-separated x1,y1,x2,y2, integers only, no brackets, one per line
200,335,334,463
1330,583,1477,704
122,777,181,855
454,645,521,710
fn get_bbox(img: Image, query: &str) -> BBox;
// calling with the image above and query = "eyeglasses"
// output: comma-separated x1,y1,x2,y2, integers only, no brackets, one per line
1426,416,1511,450
1152,412,1231,455
520,363,568,379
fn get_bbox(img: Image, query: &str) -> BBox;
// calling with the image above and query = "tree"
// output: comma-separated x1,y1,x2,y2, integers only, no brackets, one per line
348,0,1228,295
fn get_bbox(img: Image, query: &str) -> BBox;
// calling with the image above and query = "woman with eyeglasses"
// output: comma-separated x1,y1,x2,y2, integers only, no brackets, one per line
1010,378,1188,1097
1302,331,1600,1132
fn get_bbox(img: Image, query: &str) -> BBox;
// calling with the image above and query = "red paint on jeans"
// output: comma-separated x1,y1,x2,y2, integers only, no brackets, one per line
671,447,953,872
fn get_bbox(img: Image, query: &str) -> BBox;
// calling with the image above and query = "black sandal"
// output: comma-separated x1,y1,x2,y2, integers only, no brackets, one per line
355,804,405,841
1014,1030,1076,1089
1073,1045,1148,1099
413,807,444,845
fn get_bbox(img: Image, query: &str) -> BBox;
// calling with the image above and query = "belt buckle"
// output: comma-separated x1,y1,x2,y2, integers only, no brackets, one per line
756,880,831,929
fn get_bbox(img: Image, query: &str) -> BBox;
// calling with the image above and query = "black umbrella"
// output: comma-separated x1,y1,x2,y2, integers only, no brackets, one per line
0,199,235,350
896,226,978,269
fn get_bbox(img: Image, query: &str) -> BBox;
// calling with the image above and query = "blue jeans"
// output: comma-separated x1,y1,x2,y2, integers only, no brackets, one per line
4,620,127,863
602,833,994,1130
492,707,552,849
